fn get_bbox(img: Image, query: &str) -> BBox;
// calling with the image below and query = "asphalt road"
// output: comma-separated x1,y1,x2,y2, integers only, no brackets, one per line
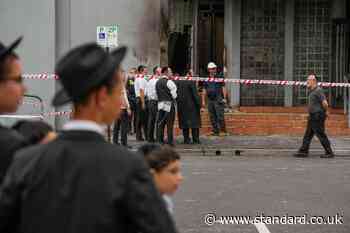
173,155,350,233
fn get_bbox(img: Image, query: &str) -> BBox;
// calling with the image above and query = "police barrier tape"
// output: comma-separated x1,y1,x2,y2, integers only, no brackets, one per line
44,111,72,117
23,73,350,88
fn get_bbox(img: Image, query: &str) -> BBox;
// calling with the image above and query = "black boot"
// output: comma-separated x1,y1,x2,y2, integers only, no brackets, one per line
183,129,191,144
192,128,200,144
320,148,335,158
293,150,309,158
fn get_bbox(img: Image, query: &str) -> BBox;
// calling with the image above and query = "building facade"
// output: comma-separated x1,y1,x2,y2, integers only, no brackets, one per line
1,0,349,128
169,0,349,108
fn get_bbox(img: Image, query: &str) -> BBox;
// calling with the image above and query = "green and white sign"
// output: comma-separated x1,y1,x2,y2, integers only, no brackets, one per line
96,25,119,48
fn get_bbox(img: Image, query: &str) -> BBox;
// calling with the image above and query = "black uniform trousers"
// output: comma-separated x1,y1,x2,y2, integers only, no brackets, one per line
208,98,226,134
147,100,158,142
157,103,175,145
135,97,148,141
128,97,137,134
182,128,200,144
299,111,333,154
113,109,129,146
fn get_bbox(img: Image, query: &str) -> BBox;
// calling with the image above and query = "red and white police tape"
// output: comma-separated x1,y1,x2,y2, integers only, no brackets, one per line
24,73,350,88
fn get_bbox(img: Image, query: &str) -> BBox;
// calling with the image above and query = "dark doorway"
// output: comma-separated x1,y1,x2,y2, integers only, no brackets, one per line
196,0,224,76
168,26,192,75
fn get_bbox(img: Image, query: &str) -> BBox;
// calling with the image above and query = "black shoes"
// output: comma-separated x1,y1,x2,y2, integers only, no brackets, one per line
320,152,335,158
293,151,335,158
293,151,309,158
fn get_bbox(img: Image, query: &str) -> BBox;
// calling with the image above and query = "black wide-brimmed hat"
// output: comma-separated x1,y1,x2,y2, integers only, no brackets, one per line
0,36,23,61
52,43,127,107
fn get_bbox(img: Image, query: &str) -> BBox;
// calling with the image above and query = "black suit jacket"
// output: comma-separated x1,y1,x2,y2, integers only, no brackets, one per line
0,130,177,233
0,125,27,184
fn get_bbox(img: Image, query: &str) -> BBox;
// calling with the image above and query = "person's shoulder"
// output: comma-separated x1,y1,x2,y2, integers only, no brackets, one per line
101,144,145,166
0,126,27,147
11,143,47,170
315,86,325,94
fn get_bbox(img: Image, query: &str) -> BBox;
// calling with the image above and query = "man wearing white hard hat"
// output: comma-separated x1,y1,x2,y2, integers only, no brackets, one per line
201,62,227,136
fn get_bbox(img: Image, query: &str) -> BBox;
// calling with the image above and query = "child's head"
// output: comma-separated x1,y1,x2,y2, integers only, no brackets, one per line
138,144,183,195
12,120,57,145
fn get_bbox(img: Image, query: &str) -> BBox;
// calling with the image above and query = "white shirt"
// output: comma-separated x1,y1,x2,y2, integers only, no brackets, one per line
163,195,174,215
146,77,159,101
63,120,106,136
167,79,177,100
134,76,148,97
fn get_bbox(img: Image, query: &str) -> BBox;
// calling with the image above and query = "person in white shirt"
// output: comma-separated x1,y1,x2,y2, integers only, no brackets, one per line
113,70,131,147
156,67,177,146
134,65,148,141
146,66,161,142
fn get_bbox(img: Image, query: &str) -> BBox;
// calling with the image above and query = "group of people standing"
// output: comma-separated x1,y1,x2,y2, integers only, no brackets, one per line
113,62,229,147
0,38,180,233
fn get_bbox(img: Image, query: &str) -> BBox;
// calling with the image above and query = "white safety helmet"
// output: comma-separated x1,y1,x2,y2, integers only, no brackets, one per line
207,62,217,69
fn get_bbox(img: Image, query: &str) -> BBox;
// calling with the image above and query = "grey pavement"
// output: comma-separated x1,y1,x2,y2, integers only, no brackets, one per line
126,134,350,157
173,155,350,233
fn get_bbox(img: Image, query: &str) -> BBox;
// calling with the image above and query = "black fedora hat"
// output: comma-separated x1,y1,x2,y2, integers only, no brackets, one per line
52,43,127,107
0,36,23,61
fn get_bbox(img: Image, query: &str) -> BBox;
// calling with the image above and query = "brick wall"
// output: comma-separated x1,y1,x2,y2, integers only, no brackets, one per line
174,107,350,136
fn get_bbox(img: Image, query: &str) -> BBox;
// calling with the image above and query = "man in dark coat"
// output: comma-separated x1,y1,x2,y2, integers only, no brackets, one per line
176,69,201,144
0,43,177,233
0,37,27,184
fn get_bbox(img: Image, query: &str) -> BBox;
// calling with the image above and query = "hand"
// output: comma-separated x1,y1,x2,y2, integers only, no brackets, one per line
141,103,145,110
200,107,205,112
222,99,227,104
127,108,131,116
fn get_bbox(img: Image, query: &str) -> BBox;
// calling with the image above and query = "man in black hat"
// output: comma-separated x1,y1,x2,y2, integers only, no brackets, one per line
0,43,177,233
0,37,27,184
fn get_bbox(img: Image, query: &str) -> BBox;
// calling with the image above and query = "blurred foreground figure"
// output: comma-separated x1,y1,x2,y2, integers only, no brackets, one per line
0,43,177,233
0,37,27,184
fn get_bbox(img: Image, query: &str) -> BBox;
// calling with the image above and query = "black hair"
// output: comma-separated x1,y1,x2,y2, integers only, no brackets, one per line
161,66,169,74
137,65,146,73
153,66,160,75
0,53,19,82
308,71,318,81
12,120,53,145
138,143,181,172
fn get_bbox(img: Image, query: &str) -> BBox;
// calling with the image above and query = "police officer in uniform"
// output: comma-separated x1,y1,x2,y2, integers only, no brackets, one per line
0,43,177,233
202,62,227,136
294,73,335,158
156,67,177,146
0,37,27,184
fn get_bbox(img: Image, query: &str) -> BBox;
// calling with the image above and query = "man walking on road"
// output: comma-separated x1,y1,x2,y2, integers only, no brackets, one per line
294,73,335,158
